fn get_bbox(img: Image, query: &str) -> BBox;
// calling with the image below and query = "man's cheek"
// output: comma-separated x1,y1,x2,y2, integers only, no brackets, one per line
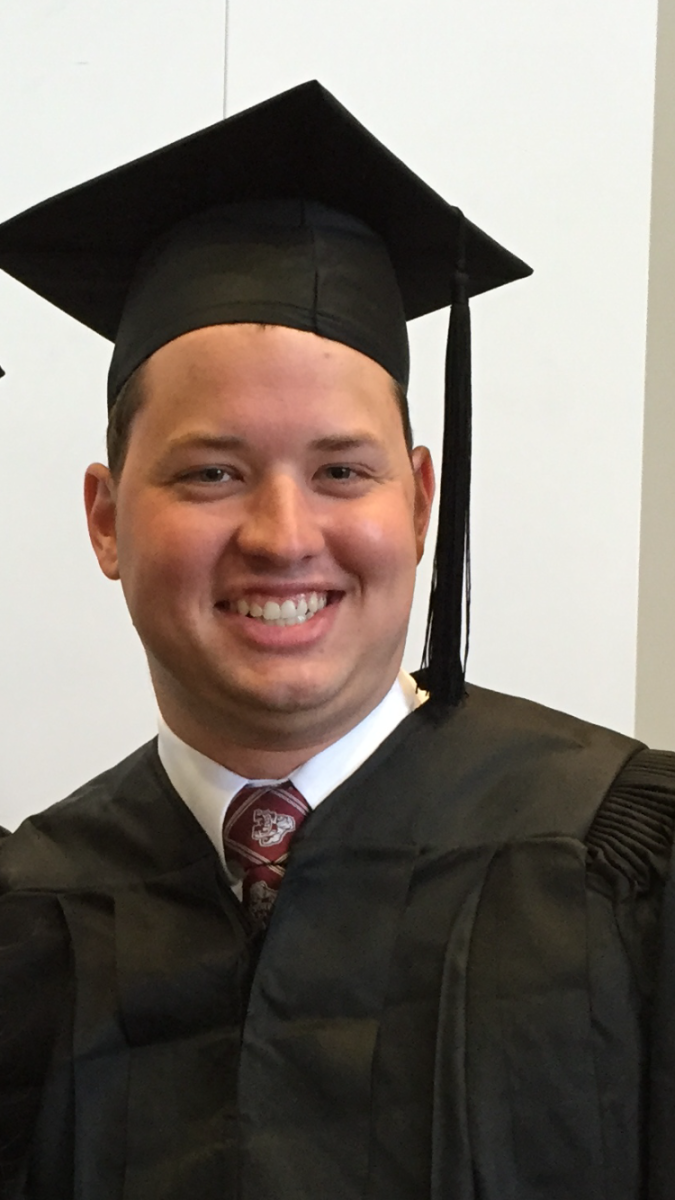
343,513,417,578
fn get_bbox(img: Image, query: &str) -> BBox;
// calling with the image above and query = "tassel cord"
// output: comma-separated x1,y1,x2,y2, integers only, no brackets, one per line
422,246,472,705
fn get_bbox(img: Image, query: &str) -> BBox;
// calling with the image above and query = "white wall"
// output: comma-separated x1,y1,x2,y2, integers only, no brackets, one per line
0,0,226,827
0,0,664,828
226,0,658,733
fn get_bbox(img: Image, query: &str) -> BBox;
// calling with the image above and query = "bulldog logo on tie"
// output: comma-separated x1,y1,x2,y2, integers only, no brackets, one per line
252,808,296,847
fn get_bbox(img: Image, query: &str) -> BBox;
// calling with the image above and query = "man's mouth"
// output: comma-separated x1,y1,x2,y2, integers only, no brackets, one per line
225,592,332,627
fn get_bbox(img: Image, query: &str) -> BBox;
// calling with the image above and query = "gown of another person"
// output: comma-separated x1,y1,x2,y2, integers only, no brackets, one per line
1,684,675,1200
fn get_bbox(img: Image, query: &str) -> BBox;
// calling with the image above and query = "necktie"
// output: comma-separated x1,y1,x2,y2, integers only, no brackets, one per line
223,781,310,926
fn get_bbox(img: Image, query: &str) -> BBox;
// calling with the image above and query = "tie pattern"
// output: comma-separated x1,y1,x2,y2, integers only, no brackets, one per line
223,781,310,926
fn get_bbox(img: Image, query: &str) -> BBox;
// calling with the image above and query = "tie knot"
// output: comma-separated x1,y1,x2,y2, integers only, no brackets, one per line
223,781,310,927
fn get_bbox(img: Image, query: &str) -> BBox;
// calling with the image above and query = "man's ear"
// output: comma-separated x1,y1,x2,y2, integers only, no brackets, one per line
84,463,120,581
411,446,435,563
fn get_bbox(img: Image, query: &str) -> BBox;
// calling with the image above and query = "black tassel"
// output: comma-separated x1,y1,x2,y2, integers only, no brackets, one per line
420,222,472,706
0,365,5,379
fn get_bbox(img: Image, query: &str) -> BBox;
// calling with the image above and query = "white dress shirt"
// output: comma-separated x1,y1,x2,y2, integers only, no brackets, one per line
158,671,426,886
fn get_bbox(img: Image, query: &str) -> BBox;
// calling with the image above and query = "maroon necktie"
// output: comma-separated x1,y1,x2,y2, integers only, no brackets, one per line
223,781,310,927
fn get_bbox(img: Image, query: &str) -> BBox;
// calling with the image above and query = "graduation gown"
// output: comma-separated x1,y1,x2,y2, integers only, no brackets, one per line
2,685,675,1200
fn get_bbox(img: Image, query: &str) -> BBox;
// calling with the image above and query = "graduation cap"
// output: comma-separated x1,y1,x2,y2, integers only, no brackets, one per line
0,80,531,706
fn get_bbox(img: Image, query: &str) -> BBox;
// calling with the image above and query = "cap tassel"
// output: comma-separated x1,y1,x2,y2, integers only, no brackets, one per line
421,230,472,706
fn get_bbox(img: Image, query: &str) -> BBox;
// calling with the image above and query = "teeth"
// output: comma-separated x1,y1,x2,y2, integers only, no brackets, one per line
230,592,329,625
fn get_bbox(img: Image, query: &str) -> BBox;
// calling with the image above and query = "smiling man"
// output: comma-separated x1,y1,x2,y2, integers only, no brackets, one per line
1,83,675,1200
86,323,434,776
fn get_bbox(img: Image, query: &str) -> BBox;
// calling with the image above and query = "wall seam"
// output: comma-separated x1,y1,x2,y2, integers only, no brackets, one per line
223,0,230,117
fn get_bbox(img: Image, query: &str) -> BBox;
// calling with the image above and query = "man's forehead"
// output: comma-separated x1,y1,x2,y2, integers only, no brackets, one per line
128,331,406,456
144,320,394,374
139,323,399,409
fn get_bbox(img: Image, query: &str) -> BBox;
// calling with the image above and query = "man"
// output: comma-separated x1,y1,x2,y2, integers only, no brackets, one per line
1,82,674,1200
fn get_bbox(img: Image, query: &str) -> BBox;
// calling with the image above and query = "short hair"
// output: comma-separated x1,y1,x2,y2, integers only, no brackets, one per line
106,363,147,478
106,346,414,477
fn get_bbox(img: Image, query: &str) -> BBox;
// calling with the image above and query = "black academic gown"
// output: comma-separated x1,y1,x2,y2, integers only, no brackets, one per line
1,685,675,1200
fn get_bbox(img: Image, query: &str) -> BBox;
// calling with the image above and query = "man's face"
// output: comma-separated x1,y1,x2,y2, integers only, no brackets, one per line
86,323,434,753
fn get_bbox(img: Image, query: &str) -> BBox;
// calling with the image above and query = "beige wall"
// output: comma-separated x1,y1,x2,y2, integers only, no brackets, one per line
636,0,675,749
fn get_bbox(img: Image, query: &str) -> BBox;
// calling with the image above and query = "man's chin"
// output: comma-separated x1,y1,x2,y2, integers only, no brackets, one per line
154,652,392,746
221,664,398,748
235,674,343,719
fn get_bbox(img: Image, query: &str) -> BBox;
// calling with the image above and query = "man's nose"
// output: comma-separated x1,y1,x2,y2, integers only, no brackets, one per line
236,474,324,564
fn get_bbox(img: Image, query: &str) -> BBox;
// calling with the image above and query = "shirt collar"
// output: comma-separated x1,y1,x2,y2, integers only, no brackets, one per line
157,670,426,865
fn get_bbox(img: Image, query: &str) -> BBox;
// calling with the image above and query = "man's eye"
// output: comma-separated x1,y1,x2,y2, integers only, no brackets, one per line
186,466,233,483
322,465,357,482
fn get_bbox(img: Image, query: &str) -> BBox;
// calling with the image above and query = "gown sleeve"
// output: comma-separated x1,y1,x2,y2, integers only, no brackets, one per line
0,889,72,1197
585,748,675,1199
586,749,675,985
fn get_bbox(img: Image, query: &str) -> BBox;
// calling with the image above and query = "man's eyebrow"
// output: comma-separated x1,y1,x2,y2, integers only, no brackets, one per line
309,434,383,452
162,433,384,455
163,434,248,454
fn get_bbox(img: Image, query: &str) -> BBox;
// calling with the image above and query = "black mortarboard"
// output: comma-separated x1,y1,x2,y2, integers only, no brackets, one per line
0,80,531,706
